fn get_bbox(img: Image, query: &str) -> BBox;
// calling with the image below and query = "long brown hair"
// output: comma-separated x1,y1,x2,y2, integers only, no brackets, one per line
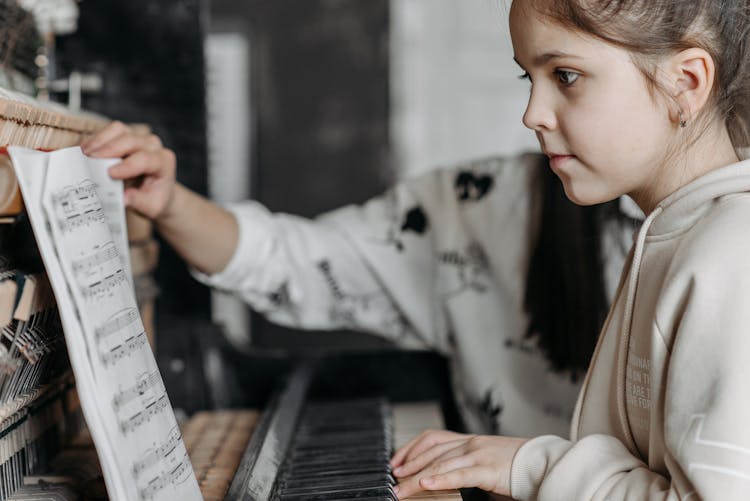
524,157,628,379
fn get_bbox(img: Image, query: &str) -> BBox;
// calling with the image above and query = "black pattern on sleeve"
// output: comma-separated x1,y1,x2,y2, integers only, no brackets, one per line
439,242,491,298
371,204,430,252
479,389,503,435
400,206,428,234
316,259,410,336
455,171,494,202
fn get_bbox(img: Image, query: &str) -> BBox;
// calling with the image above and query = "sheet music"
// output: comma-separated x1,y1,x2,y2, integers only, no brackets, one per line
9,146,202,501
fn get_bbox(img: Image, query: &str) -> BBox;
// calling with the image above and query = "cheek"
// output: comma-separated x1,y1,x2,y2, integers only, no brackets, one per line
564,92,671,165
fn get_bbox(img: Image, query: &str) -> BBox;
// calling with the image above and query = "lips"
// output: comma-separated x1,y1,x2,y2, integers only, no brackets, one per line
547,154,575,170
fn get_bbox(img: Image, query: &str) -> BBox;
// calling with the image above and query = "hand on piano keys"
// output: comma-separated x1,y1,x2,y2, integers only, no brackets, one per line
389,407,526,500
389,403,464,500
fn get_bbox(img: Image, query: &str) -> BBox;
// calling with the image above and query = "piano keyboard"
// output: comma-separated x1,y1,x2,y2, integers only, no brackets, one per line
183,401,462,501
183,362,463,501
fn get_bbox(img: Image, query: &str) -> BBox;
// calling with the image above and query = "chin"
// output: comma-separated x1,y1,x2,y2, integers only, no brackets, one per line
561,181,611,207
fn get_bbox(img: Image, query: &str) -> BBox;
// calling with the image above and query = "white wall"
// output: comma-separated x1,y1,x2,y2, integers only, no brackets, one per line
390,0,539,178
205,32,253,350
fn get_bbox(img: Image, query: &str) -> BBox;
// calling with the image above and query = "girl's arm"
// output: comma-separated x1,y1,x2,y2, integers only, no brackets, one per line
191,162,494,347
199,155,533,346
155,184,238,275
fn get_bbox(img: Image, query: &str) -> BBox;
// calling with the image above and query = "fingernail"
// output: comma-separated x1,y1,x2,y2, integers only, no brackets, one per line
393,467,403,476
421,477,435,486
393,485,399,495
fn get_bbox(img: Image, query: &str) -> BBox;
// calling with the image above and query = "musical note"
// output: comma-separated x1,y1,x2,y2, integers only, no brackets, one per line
60,207,106,232
132,427,182,477
119,394,169,435
100,331,148,367
50,181,106,233
50,181,98,207
72,243,120,274
140,453,193,500
95,308,140,342
112,371,163,412
83,269,128,299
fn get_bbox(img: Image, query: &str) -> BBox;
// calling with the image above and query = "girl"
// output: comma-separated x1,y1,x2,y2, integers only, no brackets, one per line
390,0,750,499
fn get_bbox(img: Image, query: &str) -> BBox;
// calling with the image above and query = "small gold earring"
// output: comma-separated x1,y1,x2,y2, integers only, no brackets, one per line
679,111,687,128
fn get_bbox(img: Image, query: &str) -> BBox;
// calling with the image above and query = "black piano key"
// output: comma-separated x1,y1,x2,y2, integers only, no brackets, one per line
320,498,395,501
286,457,389,470
273,397,398,501
291,440,389,453
284,463,392,479
281,472,394,490
278,486,397,501
291,449,390,463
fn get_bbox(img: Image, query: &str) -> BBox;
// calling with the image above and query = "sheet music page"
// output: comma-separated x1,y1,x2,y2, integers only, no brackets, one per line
9,146,202,501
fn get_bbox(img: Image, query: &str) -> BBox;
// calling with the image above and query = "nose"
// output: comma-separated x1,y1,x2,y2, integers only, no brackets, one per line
522,87,557,132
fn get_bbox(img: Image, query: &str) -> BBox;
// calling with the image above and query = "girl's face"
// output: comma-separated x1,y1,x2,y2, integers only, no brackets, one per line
509,1,676,206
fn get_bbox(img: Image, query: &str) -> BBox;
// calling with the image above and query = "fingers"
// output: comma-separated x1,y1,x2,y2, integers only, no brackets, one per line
81,121,132,153
393,439,465,478
107,149,175,181
422,465,496,491
406,465,497,498
81,120,162,158
395,461,496,499
393,435,526,499
391,433,425,468
391,430,468,468
109,149,176,219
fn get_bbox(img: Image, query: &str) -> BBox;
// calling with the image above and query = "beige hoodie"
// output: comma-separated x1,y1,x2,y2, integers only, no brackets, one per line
511,158,750,500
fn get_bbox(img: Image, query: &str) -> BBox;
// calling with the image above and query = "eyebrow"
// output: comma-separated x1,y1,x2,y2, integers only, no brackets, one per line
514,51,583,69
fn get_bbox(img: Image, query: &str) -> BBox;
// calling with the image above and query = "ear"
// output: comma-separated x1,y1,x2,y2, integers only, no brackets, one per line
667,48,716,126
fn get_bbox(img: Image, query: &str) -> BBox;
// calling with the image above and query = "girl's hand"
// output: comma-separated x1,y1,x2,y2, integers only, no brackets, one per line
80,121,177,220
391,432,527,500
391,429,472,471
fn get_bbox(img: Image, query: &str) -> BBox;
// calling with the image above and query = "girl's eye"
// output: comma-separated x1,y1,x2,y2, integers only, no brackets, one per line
518,71,531,82
555,69,580,86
